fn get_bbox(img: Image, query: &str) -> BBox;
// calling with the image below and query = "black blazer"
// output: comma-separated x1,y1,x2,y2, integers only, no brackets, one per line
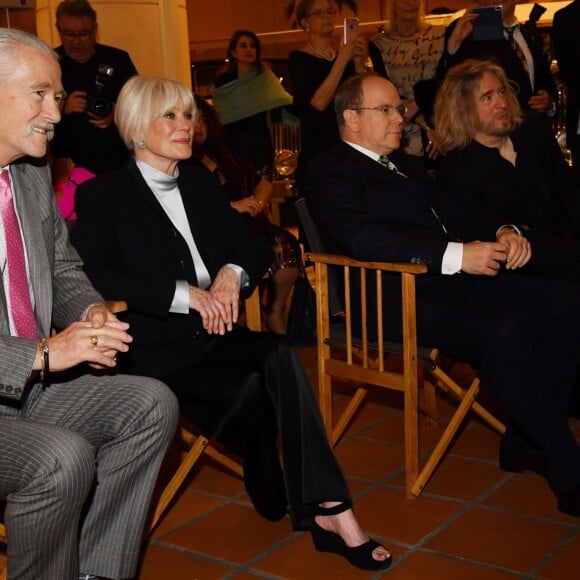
438,114,580,240
553,0,580,150
438,18,556,111
306,142,497,338
71,159,272,377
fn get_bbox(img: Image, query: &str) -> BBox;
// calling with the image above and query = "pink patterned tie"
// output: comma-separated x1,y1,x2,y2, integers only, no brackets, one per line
0,170,37,338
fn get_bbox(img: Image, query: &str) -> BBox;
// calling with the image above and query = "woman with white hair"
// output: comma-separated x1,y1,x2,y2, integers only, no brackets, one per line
72,75,392,572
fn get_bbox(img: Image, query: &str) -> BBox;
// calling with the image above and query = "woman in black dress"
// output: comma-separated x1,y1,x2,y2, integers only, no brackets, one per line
288,0,367,191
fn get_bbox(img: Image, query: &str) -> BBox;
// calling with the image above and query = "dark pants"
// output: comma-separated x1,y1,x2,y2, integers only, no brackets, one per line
161,329,350,527
415,272,580,494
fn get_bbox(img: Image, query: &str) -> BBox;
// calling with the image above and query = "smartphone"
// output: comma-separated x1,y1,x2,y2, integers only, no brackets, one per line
344,17,359,44
471,6,504,42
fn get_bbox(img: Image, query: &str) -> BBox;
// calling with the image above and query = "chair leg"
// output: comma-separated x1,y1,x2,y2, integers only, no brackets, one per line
149,434,210,532
421,375,439,427
204,445,244,477
404,378,420,499
428,364,505,435
410,378,481,496
0,523,7,580
331,386,367,446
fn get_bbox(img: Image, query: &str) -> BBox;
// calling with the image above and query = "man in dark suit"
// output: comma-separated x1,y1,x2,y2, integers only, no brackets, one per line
0,29,178,579
306,72,580,517
434,58,580,283
438,0,556,115
553,0,580,176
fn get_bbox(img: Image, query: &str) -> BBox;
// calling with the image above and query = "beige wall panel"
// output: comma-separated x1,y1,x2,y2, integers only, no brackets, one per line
35,0,52,41
158,0,190,83
94,4,164,76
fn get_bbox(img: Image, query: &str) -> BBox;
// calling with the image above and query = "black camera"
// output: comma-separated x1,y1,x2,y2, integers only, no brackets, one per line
87,64,115,118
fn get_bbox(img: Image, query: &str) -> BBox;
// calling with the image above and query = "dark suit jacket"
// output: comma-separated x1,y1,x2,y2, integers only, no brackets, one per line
71,159,272,377
438,114,580,239
553,0,580,150
437,115,580,272
438,18,556,111
306,142,497,337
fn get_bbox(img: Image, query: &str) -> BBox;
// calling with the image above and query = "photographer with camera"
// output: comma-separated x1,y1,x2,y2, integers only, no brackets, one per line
51,0,138,175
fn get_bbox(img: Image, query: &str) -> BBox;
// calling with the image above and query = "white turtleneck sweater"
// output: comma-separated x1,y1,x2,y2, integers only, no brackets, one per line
135,159,246,314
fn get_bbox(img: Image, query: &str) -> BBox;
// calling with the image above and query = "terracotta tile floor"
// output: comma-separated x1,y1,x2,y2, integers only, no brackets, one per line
138,346,580,579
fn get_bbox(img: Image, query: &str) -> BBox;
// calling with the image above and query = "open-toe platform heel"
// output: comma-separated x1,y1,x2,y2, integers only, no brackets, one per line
309,501,392,571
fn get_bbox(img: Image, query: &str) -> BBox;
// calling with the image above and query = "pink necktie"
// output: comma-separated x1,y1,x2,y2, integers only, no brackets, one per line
0,170,37,338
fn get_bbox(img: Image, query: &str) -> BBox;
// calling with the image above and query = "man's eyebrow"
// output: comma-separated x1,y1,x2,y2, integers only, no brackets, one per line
30,81,51,90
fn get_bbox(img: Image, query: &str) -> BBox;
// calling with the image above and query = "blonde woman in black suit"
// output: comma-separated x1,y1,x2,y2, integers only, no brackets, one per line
72,75,393,572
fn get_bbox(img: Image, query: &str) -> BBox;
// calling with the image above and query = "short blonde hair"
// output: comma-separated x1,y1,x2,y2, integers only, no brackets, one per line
115,75,195,151
434,59,523,153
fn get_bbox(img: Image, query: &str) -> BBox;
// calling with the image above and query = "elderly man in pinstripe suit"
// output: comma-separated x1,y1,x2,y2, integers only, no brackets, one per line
0,28,178,580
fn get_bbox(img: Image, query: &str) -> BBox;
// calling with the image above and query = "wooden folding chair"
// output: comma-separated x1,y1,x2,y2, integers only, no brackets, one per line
296,198,505,498
0,523,5,580
147,287,262,531
107,296,254,532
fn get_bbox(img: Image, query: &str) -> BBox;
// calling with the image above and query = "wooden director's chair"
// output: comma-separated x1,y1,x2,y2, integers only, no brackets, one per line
111,291,262,532
296,198,505,498
147,287,262,531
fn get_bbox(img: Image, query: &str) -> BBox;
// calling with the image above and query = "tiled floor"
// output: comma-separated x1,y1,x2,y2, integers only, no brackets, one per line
138,346,580,579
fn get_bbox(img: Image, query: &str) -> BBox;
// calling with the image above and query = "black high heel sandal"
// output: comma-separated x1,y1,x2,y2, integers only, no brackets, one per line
309,501,393,571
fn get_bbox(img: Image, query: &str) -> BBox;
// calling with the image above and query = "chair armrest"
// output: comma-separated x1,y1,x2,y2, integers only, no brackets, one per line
306,252,428,275
106,300,128,314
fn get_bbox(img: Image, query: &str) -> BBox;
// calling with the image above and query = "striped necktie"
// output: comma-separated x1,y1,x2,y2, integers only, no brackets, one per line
0,170,37,338
379,155,407,178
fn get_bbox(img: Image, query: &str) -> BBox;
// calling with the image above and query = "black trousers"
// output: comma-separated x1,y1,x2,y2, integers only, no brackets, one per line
161,329,350,527
415,272,580,494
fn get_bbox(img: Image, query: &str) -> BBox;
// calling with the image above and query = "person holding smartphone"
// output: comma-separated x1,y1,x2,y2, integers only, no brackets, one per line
288,0,367,193
438,0,556,115
369,0,445,165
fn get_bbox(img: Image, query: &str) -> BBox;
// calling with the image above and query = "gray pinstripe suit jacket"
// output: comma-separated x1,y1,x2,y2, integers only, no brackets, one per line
0,158,104,402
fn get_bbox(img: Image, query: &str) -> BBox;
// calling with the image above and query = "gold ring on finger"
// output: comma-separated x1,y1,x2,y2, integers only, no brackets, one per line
90,334,99,346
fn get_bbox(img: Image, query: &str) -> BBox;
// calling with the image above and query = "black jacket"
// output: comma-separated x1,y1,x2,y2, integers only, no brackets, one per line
71,159,272,377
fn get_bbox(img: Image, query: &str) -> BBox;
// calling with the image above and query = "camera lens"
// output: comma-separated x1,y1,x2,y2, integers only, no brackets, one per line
88,96,111,118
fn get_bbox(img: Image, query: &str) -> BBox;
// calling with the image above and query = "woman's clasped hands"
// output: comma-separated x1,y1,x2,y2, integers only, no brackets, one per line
189,267,241,335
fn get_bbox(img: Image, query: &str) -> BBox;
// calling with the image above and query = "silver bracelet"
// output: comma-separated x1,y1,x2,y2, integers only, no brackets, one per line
37,336,49,386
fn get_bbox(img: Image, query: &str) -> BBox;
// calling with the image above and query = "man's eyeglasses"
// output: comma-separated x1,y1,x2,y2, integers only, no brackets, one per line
308,8,338,18
59,29,94,39
350,105,408,117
